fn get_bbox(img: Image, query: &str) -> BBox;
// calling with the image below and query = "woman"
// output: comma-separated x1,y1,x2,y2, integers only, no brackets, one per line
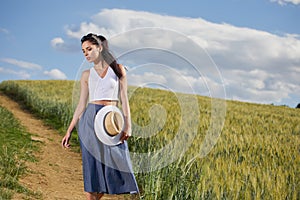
61,33,139,200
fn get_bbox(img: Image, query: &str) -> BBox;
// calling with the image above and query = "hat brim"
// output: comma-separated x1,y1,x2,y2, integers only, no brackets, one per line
94,105,124,146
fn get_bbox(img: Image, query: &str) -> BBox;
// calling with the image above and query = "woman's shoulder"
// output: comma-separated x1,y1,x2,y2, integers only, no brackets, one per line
117,64,127,77
82,69,90,74
81,69,90,80
118,63,127,69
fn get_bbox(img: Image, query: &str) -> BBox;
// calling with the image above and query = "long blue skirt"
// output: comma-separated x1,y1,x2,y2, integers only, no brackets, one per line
78,103,139,194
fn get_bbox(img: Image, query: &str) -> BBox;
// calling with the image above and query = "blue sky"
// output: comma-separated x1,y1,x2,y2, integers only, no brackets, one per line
0,0,299,107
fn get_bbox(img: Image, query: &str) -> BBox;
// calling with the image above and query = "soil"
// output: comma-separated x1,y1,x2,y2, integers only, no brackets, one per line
0,92,135,200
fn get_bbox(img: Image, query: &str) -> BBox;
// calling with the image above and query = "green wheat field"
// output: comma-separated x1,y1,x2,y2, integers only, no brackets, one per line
0,80,299,199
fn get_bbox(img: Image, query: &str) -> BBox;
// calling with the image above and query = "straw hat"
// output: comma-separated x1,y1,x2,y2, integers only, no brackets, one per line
94,105,124,146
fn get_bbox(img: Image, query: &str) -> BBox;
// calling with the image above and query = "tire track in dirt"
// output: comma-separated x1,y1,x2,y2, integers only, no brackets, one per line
0,93,131,200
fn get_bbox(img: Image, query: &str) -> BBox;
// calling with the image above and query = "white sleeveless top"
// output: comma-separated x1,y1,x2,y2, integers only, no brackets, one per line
88,67,119,102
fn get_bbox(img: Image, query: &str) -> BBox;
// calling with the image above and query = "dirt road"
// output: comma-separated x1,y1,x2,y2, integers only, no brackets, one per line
0,93,132,200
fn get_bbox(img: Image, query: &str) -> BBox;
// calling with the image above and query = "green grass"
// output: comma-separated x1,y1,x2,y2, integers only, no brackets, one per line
0,80,299,200
0,105,40,199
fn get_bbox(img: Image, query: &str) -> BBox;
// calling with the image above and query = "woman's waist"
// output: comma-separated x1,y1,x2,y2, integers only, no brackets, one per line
89,99,118,106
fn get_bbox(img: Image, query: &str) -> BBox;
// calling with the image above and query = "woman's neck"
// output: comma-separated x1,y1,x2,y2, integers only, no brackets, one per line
94,60,109,70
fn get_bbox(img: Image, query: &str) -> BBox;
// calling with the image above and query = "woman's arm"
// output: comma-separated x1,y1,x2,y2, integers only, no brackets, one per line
118,65,132,142
62,70,89,148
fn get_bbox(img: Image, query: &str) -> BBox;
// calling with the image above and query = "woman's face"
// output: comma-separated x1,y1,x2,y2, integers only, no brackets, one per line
81,41,101,63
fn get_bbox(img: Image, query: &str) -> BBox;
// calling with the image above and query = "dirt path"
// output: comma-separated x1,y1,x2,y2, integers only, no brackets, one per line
0,93,130,200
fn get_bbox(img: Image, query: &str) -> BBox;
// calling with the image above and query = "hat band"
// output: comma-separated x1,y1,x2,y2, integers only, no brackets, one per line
103,112,123,136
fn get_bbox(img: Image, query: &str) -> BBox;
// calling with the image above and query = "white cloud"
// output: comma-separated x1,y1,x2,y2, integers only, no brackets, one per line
61,9,300,106
1,58,42,70
270,0,300,5
50,37,78,52
63,9,300,68
0,28,9,34
0,67,31,79
223,69,299,104
44,69,67,79
51,37,64,47
128,72,167,87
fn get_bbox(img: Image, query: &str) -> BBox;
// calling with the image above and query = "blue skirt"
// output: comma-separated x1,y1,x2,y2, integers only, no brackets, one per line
78,104,139,194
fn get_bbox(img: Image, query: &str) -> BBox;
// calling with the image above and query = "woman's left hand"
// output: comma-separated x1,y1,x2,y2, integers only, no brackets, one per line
120,129,131,143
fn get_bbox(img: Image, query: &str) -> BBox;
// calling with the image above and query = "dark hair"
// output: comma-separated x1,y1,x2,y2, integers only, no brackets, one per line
81,33,123,79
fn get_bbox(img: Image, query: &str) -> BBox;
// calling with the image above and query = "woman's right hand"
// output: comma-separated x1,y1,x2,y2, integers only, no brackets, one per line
61,132,71,148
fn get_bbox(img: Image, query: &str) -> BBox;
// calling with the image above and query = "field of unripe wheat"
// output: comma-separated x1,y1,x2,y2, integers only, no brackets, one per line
0,80,299,199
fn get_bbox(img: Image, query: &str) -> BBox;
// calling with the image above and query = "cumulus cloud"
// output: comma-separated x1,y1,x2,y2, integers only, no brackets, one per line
223,69,298,104
270,0,300,5
128,72,167,86
61,9,300,106
50,37,78,52
0,58,68,80
0,67,31,79
51,37,64,47
44,69,67,79
1,58,42,70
